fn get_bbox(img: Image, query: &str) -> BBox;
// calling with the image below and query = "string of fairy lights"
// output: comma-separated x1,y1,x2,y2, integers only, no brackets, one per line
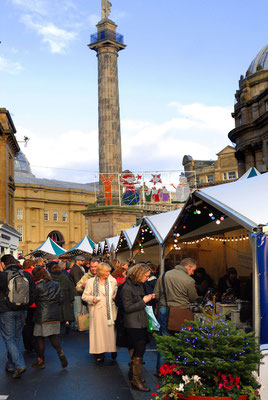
172,234,249,251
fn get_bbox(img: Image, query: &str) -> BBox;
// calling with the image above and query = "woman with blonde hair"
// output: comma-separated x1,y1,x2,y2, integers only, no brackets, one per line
82,262,117,364
120,263,155,392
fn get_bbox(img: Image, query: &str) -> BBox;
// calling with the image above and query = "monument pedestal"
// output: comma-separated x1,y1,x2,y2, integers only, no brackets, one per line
83,205,142,243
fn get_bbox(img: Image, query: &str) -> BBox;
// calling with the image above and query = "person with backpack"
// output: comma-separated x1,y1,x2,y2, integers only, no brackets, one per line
0,254,36,379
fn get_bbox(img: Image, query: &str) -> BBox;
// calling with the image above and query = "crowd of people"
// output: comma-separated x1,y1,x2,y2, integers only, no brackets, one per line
0,252,245,392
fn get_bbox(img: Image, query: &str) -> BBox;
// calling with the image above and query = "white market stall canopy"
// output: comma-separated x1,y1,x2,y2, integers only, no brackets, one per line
169,172,268,243
105,235,120,252
197,172,268,230
144,209,181,244
239,167,261,180
98,241,105,255
62,235,95,257
115,226,140,254
28,237,66,257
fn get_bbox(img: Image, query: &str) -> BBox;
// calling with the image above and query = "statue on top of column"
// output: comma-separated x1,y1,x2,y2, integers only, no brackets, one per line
101,0,112,20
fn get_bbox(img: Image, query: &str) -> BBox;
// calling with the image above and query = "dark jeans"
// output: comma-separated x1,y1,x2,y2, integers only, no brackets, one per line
0,310,26,370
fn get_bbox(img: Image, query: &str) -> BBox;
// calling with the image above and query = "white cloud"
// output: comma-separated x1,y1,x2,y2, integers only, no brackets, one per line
16,125,98,182
15,102,235,181
0,56,23,74
22,15,77,53
11,0,80,54
121,103,234,171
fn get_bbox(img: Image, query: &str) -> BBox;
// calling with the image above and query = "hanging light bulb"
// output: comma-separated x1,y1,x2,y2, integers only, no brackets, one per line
196,210,201,214
220,216,224,221
216,219,221,224
209,212,213,217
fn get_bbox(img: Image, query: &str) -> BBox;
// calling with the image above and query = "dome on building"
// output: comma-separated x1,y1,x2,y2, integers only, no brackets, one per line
247,44,268,75
14,151,35,177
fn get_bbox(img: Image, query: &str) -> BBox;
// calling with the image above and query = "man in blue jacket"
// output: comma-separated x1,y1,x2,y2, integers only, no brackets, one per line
0,254,35,378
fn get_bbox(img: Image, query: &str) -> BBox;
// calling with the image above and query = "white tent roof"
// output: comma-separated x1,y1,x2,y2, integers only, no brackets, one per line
29,237,66,256
99,241,105,254
195,172,268,230
144,209,181,244
65,235,95,255
239,167,261,180
94,243,99,254
122,226,140,249
105,235,120,252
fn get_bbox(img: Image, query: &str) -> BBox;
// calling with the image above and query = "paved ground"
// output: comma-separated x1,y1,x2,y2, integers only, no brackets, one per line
0,329,160,400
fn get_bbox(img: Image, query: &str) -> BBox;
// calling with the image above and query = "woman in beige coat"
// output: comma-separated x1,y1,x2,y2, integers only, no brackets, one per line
82,262,117,364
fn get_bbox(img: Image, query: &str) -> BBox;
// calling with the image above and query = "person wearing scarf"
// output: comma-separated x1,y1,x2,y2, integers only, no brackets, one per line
82,262,117,364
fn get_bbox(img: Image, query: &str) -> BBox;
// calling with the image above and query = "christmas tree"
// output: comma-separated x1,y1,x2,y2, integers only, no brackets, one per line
154,301,262,399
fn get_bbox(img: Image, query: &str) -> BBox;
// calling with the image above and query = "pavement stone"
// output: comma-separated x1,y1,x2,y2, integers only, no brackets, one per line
0,329,160,400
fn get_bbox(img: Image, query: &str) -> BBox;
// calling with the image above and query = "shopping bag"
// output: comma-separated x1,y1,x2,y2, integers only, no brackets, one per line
145,305,160,331
77,306,89,331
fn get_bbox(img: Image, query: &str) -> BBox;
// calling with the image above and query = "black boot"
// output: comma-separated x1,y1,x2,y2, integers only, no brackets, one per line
128,359,133,381
131,357,150,392
58,351,68,368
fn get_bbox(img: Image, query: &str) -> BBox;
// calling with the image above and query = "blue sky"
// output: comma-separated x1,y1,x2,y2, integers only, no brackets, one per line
1,0,268,182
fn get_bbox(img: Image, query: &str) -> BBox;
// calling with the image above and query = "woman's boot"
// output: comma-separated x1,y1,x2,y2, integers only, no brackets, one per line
131,357,150,392
32,357,45,369
58,350,68,368
128,359,133,381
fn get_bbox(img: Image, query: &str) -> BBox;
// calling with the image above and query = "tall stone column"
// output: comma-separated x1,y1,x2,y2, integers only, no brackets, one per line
89,19,126,204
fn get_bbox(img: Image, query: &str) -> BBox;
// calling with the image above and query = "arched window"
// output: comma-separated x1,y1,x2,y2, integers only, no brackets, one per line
48,231,65,246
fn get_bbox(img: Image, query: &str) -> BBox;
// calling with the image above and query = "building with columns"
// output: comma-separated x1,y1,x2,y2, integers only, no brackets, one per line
228,45,268,176
0,108,21,256
14,152,96,255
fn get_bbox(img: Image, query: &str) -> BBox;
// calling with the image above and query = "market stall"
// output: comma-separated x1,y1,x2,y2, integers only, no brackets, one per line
27,237,66,257
163,172,268,398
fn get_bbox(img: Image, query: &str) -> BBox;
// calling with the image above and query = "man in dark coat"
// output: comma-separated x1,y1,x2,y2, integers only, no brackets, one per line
69,255,85,330
0,254,35,378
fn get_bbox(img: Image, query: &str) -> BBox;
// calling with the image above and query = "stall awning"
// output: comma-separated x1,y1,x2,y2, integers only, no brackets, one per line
105,235,120,252
197,172,268,230
28,237,66,257
62,235,95,257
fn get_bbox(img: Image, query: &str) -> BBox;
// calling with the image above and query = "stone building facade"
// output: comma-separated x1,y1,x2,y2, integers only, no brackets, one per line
0,108,21,255
14,152,96,255
228,45,268,176
183,145,238,188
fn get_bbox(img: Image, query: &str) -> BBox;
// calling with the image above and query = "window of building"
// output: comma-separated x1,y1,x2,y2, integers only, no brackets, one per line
62,212,67,222
207,174,214,183
266,100,268,111
162,206,166,211
17,208,23,220
223,173,227,180
239,116,242,126
228,171,236,180
17,226,23,242
44,211,49,221
196,177,200,184
53,211,58,222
